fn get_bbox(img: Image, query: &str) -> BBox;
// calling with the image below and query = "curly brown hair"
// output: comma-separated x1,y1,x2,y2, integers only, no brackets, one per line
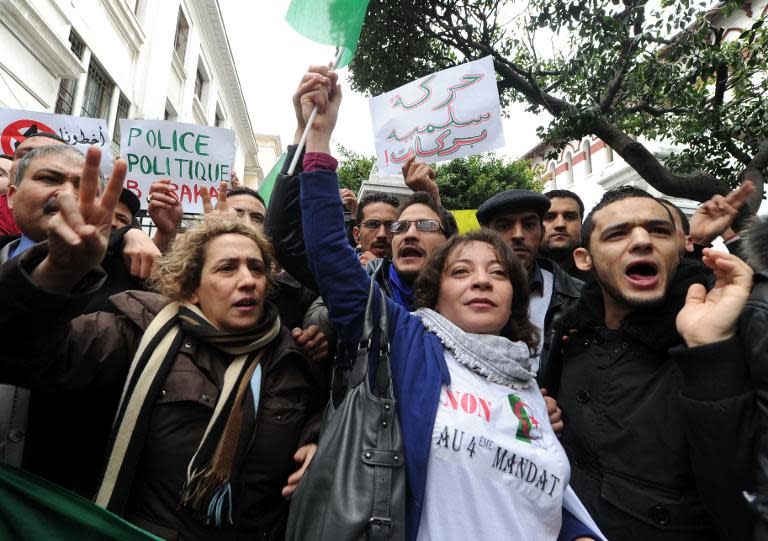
413,230,539,354
148,216,277,302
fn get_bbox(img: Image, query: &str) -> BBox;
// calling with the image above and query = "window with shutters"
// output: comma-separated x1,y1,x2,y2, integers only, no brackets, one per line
174,8,189,61
54,30,86,114
112,94,130,146
81,58,114,120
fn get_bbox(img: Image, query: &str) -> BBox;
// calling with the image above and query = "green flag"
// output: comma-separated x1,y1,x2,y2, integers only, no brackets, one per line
0,465,161,540
285,0,371,68
258,152,287,207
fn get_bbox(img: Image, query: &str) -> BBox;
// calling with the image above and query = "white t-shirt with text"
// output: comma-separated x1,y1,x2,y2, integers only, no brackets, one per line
416,351,570,541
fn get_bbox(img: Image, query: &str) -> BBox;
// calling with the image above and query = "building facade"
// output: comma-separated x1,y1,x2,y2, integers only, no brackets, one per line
0,0,278,186
523,136,699,216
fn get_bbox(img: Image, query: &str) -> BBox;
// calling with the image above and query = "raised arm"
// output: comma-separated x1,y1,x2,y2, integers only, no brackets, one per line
0,148,136,391
264,143,317,290
0,246,137,392
294,76,372,346
265,68,338,293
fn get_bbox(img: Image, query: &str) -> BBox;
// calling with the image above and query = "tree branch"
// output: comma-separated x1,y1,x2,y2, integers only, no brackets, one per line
599,1,645,112
594,119,729,201
725,139,754,166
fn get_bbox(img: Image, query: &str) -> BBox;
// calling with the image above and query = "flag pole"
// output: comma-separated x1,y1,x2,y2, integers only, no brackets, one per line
287,47,346,176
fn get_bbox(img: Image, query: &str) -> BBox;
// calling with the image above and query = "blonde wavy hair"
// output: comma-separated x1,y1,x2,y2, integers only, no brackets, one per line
148,215,277,302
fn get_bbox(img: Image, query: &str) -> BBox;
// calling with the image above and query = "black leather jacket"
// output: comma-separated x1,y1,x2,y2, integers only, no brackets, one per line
264,145,318,292
535,257,583,382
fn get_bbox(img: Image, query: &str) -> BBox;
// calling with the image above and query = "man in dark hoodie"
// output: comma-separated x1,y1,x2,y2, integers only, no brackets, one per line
543,186,756,540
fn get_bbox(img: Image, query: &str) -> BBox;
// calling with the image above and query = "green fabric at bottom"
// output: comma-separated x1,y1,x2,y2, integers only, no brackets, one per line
0,464,161,540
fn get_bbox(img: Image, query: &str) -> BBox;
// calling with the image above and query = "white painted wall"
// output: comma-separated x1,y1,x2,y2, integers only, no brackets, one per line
0,0,273,183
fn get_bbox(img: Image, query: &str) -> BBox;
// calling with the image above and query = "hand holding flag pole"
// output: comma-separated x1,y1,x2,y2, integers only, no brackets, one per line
287,46,345,175
284,0,370,172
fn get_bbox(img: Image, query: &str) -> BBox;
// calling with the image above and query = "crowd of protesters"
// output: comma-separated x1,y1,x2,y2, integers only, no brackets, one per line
0,64,764,541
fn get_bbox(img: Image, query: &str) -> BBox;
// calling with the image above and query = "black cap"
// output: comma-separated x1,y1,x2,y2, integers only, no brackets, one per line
119,188,141,218
476,189,551,225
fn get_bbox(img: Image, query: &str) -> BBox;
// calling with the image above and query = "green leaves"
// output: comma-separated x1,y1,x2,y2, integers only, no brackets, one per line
433,154,543,209
336,144,375,193
350,0,766,195
335,145,541,210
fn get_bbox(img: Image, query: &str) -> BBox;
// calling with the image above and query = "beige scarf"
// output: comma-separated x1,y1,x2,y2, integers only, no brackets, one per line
95,301,281,526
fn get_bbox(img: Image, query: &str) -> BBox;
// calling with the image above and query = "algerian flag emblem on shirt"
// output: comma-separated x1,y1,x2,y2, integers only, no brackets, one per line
508,394,541,444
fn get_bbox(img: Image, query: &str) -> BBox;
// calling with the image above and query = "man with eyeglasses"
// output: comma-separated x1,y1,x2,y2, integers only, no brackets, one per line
372,191,458,309
304,191,457,344
352,192,399,266
476,189,583,376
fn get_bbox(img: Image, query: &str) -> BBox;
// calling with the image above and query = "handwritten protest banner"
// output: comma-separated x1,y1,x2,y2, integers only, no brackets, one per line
369,56,505,175
119,119,235,214
0,108,113,174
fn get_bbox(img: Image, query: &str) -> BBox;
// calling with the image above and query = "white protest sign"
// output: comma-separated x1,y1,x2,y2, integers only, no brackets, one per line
120,119,235,214
0,108,113,174
369,56,505,175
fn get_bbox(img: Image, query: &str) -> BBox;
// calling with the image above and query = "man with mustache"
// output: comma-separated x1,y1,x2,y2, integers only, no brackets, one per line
0,133,69,237
542,187,756,540
368,191,458,309
1,133,160,279
2,144,91,261
476,189,583,375
303,190,457,330
0,144,154,497
352,192,399,267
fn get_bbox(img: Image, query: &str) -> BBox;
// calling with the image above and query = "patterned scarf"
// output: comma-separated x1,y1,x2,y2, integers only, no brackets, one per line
95,301,281,527
416,308,535,389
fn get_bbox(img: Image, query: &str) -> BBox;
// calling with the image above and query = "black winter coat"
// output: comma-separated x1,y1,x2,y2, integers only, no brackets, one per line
544,259,756,540
535,257,583,381
743,218,768,539
264,145,318,293
0,228,143,497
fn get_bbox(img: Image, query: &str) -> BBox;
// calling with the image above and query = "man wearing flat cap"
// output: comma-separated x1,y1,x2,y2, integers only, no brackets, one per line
477,189,583,376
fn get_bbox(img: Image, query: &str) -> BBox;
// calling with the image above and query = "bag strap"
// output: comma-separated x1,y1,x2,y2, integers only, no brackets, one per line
369,293,398,541
350,277,381,386
372,290,393,399
361,276,380,345
347,285,400,539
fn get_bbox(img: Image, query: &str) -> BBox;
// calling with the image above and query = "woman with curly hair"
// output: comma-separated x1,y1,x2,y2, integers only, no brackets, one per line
0,149,323,540
291,71,602,541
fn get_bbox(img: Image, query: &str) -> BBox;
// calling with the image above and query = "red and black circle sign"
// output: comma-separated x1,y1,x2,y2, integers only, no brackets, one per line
1,119,56,155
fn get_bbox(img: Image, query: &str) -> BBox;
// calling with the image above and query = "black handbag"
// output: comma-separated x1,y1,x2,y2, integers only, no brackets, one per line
286,279,406,541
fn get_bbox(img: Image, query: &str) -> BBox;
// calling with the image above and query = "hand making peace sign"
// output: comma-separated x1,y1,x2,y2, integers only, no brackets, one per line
32,147,127,293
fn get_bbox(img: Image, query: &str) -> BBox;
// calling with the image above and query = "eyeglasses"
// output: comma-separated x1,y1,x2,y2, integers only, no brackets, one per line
390,219,443,235
360,219,395,232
